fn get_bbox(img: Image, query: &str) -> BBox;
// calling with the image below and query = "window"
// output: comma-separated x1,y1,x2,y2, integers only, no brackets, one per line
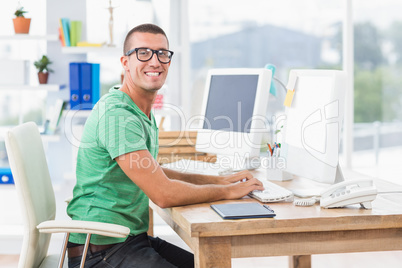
187,0,402,181
351,0,402,180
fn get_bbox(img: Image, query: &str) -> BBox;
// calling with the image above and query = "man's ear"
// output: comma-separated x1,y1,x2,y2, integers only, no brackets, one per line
121,56,130,72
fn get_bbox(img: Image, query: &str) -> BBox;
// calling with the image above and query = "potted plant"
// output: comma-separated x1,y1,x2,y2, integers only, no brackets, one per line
34,55,53,84
13,7,31,34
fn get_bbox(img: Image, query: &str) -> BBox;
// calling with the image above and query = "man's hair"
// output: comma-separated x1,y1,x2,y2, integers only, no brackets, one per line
123,23,169,54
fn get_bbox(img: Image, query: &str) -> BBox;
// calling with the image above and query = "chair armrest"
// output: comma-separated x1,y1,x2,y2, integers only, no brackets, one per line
37,220,130,238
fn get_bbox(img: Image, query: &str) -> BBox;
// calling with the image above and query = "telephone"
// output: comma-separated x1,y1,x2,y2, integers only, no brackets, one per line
320,178,377,209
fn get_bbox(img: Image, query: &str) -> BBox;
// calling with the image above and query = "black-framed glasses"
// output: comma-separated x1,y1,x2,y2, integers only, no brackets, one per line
125,47,174,64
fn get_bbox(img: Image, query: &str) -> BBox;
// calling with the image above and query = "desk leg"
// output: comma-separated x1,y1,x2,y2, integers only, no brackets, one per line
289,255,311,268
195,237,231,268
148,206,154,237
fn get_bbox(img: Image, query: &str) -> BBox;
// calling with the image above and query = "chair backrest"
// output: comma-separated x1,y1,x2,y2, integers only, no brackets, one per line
5,122,56,268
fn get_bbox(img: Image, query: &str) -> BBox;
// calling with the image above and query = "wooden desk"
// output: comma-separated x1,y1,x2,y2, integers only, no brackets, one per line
150,169,402,268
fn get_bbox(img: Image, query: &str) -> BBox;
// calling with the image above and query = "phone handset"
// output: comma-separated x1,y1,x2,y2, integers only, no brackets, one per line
320,178,377,209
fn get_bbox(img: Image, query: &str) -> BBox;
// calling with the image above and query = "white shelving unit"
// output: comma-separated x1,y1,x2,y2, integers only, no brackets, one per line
0,34,58,41
63,109,91,119
0,34,65,153
0,84,66,91
61,46,122,54
0,34,62,92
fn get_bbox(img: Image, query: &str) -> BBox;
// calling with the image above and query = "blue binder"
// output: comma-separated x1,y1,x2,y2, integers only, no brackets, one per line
69,62,81,110
80,63,93,110
91,63,100,106
0,168,14,184
69,62,101,110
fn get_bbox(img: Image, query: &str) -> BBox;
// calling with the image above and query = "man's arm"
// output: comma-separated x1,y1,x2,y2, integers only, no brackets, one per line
116,150,264,208
162,167,254,186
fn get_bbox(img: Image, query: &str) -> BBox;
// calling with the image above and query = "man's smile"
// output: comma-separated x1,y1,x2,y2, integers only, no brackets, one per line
145,72,161,77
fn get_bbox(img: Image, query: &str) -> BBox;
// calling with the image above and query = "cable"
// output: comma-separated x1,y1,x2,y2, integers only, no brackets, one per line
273,77,287,93
264,64,287,93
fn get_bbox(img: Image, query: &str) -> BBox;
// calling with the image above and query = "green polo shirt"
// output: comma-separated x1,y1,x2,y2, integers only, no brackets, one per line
67,87,159,245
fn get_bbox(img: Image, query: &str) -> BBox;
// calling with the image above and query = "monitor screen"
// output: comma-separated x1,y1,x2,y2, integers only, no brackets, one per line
195,68,272,169
203,74,258,133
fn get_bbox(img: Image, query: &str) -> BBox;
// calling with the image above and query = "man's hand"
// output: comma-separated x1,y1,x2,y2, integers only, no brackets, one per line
218,170,265,200
223,176,265,200
219,170,256,185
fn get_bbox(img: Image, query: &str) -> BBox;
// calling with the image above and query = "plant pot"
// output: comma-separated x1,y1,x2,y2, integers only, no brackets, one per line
38,72,49,84
13,17,31,34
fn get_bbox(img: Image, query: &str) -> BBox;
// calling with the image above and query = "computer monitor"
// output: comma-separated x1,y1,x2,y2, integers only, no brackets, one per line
195,68,272,170
281,69,347,185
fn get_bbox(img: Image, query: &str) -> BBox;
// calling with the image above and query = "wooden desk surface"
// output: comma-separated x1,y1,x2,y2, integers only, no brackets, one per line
151,169,402,267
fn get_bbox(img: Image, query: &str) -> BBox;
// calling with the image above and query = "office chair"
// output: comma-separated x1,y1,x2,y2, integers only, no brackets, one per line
5,122,130,268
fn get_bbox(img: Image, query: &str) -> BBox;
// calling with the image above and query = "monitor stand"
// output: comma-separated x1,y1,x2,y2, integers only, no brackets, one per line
288,163,345,198
334,163,345,184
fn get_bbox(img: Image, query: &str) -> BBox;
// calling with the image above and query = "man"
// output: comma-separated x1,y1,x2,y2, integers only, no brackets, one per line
67,23,264,268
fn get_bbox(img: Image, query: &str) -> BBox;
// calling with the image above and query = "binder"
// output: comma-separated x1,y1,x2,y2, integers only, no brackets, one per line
211,203,276,220
69,62,81,110
0,168,14,184
91,63,100,105
69,62,100,110
80,63,92,110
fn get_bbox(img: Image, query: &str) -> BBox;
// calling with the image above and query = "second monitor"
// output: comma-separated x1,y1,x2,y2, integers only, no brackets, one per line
281,69,347,185
195,68,272,171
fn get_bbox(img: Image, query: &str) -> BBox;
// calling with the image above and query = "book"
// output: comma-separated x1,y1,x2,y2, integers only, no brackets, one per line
76,41,103,47
210,203,276,220
61,18,71,46
70,21,76,47
70,20,82,46
58,19,66,46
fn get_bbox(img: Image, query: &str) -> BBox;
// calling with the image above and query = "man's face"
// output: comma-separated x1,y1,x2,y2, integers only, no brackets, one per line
122,32,171,93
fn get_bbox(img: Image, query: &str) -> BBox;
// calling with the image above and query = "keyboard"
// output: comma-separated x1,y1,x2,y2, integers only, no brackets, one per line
163,159,294,203
248,180,294,203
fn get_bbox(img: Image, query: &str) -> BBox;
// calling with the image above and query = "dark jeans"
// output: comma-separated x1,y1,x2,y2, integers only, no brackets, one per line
68,233,194,268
